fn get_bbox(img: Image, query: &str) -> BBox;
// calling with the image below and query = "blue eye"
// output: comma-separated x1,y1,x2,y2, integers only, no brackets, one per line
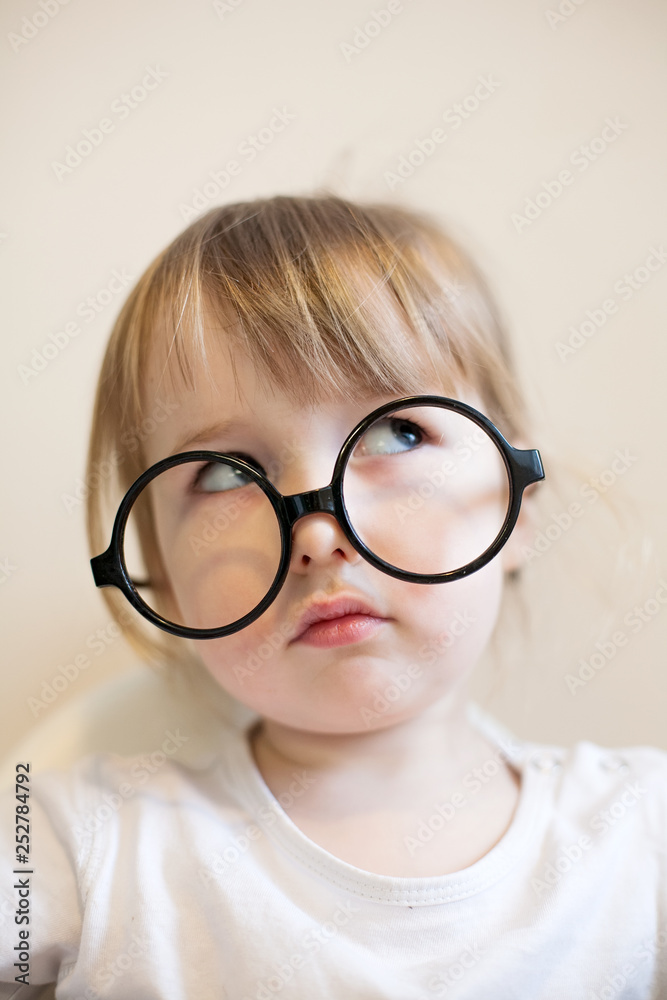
356,418,424,456
195,456,264,493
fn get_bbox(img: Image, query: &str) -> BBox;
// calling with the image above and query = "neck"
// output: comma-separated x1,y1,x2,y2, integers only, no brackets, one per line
248,686,496,796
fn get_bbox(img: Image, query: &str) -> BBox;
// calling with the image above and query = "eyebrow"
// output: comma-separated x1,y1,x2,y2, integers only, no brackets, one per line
170,419,240,456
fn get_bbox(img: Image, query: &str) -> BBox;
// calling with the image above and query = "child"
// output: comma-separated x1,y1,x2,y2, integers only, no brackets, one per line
1,195,665,998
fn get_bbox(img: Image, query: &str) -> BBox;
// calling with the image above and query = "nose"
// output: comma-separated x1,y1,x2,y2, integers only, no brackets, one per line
276,442,363,573
288,505,362,573
281,480,362,575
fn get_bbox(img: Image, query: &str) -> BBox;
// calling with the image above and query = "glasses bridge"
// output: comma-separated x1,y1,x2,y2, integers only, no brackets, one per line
282,485,336,523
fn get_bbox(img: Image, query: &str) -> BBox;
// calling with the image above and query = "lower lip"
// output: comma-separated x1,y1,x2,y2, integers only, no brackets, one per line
295,614,386,648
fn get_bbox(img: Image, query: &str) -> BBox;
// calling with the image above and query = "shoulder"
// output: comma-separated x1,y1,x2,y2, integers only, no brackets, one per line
468,696,667,825
468,701,667,825
470,702,667,846
552,739,667,836
31,732,238,811
2,730,243,860
553,738,667,803
516,734,667,886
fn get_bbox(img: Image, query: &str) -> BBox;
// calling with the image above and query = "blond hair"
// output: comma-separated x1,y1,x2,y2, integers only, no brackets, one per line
86,194,528,671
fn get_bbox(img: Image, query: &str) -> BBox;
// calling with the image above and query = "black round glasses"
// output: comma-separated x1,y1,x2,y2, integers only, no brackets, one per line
91,395,544,639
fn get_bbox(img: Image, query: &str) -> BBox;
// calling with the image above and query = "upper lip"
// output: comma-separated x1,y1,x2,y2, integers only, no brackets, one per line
289,593,387,643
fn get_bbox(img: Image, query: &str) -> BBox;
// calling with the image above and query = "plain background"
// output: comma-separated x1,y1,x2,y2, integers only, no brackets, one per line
1,0,666,762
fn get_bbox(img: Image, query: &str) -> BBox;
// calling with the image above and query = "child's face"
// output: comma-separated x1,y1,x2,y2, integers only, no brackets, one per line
142,337,517,735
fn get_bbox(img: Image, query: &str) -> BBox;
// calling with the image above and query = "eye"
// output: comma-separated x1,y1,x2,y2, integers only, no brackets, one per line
194,455,265,493
355,417,424,456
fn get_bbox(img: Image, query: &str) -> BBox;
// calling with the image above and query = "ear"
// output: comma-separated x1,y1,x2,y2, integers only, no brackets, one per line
501,482,539,576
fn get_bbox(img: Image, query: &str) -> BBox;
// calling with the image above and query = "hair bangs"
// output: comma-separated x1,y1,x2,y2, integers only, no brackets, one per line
145,206,468,410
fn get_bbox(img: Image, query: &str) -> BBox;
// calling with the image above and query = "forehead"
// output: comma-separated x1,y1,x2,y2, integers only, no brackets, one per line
138,295,471,467
142,364,483,475
140,335,367,465
141,334,255,462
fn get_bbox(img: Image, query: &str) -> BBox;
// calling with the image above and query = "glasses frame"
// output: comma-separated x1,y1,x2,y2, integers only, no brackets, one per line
91,394,545,640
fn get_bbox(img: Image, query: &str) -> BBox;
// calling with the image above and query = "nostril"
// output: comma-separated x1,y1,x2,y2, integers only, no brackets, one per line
298,546,346,565
290,515,360,571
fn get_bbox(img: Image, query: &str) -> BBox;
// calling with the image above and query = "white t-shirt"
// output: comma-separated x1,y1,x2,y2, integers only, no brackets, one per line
1,702,666,999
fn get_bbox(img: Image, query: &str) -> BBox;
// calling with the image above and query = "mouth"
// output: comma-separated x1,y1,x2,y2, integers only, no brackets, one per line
289,594,389,649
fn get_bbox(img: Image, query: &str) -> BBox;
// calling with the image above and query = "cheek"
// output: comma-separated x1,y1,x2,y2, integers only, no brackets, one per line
194,621,285,697
154,487,283,632
387,563,504,667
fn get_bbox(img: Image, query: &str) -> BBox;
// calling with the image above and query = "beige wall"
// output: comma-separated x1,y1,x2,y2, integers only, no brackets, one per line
1,0,666,759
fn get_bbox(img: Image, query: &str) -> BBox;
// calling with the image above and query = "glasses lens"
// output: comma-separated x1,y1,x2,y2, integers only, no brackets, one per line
341,403,511,576
123,457,283,631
